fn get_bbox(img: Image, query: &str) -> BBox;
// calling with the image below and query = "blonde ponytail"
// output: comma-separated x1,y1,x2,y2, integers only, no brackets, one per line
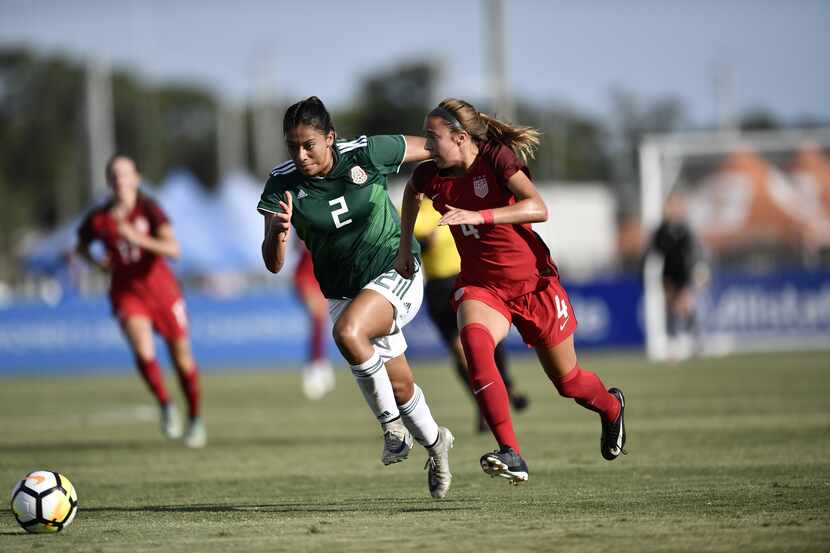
478,112,540,162
434,98,541,162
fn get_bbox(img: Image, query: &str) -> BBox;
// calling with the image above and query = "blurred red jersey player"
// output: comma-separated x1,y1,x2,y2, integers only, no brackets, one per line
396,98,627,484
293,242,335,399
76,154,206,447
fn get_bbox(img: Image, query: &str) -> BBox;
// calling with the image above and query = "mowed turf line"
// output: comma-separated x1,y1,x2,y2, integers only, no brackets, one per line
1,350,828,552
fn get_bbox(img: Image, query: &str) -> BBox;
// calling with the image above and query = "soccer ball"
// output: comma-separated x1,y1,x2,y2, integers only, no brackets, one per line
9,471,78,533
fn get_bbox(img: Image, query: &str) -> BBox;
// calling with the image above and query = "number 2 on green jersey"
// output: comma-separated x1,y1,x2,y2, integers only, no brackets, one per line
329,196,352,228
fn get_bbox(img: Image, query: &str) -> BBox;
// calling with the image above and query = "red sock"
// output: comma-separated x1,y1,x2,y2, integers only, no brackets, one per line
460,323,519,452
310,310,326,362
552,363,620,423
177,367,201,419
135,357,169,405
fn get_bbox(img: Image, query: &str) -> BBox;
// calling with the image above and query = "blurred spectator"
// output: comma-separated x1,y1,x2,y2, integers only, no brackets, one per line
293,242,335,400
647,192,709,359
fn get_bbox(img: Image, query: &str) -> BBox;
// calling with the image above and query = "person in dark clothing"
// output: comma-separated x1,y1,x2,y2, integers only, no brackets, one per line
649,193,707,349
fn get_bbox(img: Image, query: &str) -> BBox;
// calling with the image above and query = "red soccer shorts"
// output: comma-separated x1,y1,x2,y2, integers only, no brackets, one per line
112,290,189,340
451,277,578,348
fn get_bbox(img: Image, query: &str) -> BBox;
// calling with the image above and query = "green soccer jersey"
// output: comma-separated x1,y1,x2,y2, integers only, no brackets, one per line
258,134,420,299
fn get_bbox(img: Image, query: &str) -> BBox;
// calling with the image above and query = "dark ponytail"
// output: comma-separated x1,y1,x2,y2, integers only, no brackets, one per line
283,96,336,137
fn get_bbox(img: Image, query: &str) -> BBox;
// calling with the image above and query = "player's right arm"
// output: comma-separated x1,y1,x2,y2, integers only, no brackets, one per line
395,178,424,279
75,214,110,273
261,191,292,273
401,136,431,164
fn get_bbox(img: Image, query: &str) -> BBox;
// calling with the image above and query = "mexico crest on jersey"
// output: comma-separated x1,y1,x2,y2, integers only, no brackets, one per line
473,176,489,198
350,165,368,184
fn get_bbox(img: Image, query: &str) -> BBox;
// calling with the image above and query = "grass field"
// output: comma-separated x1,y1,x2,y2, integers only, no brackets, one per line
1,350,829,552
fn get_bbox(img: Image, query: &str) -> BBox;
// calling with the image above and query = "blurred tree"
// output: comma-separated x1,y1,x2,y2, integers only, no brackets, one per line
345,61,438,137
607,88,686,215
793,115,829,129
516,102,611,183
0,49,85,279
739,108,779,131
112,74,218,188
157,86,218,188
245,101,287,180
111,71,165,185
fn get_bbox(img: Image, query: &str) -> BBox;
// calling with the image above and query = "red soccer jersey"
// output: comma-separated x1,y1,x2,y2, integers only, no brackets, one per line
78,195,179,298
411,140,558,302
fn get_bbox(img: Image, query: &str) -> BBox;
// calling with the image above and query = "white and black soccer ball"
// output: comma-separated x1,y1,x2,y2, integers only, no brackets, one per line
9,470,78,533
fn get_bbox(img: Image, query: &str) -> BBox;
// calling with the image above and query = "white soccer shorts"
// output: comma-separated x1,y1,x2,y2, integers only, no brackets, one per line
329,262,424,361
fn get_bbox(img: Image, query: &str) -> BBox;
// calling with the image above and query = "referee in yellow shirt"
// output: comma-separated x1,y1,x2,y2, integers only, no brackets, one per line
415,198,528,433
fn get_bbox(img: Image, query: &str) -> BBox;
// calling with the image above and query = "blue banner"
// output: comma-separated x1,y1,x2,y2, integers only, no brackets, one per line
0,291,314,375
566,277,644,349
700,269,830,350
0,277,646,375
4,270,822,375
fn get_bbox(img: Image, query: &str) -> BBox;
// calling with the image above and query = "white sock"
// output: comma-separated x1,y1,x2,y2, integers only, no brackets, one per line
398,384,440,448
350,352,399,424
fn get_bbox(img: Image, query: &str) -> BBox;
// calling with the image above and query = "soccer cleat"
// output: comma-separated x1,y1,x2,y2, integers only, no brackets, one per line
160,403,183,440
480,446,529,484
601,387,627,461
424,427,454,499
381,419,413,465
183,416,207,448
302,360,335,400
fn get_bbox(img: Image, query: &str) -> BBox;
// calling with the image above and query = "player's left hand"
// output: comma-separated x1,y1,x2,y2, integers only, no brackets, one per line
439,205,484,226
271,191,293,241
394,249,416,279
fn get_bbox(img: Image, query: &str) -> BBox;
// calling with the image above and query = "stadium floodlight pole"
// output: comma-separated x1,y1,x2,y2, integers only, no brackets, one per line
485,0,514,122
84,59,115,202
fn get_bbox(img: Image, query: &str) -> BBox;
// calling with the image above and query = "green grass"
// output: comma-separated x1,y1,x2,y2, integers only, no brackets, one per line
1,351,829,552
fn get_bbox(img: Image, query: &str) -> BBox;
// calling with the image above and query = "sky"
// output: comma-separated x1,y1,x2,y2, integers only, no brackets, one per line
1,0,828,126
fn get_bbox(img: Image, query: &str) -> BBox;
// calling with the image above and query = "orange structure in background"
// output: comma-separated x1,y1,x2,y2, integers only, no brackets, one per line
689,147,830,256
